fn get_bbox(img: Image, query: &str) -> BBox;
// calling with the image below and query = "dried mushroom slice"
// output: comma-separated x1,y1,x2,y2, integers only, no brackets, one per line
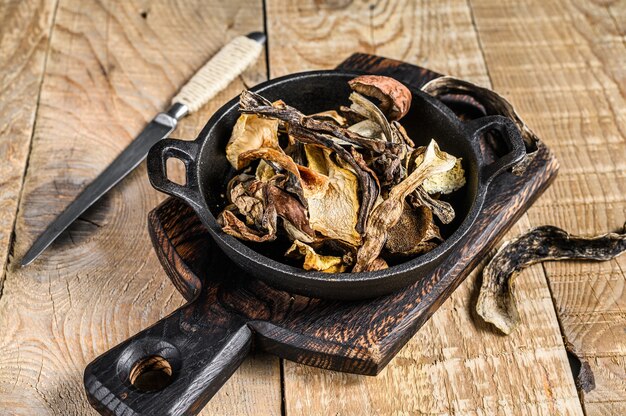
348,119,384,141
353,140,456,272
226,114,280,169
309,110,348,126
421,158,466,195
265,183,315,242
286,240,347,273
385,204,441,256
477,224,626,334
218,209,276,243
348,75,411,121
302,145,361,246
349,92,394,143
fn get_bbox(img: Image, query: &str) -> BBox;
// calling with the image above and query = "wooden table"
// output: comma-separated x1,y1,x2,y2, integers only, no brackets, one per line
0,1,624,414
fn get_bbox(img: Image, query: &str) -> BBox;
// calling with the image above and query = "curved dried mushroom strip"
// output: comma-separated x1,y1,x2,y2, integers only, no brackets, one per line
421,76,540,175
348,75,412,121
218,209,276,242
349,92,394,143
239,90,378,234
238,147,300,177
265,183,315,241
353,140,456,272
477,224,626,335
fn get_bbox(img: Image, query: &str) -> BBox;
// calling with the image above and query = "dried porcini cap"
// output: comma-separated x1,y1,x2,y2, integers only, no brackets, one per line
348,75,411,121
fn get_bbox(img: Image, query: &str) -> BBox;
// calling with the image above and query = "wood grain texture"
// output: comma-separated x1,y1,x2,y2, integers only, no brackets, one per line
470,0,626,413
0,0,57,290
0,1,278,415
265,1,584,414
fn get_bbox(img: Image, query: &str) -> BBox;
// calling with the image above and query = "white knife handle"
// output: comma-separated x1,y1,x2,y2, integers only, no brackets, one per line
172,35,264,114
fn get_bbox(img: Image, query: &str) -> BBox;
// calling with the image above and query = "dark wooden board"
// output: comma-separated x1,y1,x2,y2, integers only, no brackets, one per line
84,53,559,416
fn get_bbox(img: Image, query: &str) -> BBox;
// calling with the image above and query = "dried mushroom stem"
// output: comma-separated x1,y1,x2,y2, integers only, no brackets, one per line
477,224,626,335
421,76,541,175
410,186,456,224
239,90,400,154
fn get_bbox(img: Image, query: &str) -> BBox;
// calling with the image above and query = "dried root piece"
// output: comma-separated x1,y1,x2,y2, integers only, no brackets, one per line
421,76,541,175
286,240,347,273
477,224,626,334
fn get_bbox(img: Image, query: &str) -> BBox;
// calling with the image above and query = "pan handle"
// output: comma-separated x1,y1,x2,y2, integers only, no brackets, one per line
147,138,209,217
465,115,526,186
84,301,251,416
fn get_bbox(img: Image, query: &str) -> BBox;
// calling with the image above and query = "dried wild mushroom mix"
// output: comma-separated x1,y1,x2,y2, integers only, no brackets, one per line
217,75,466,273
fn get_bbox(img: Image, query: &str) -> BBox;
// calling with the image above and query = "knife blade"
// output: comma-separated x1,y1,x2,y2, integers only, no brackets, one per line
21,31,266,266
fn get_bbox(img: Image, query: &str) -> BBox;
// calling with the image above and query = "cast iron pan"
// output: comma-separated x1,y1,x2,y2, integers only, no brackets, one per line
146,70,525,300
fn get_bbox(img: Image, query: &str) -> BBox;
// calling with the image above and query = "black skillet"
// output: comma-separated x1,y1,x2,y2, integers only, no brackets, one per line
146,70,525,300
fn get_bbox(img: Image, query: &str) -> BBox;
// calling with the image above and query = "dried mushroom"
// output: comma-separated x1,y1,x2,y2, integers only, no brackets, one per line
226,114,279,169
421,76,540,175
349,75,411,121
477,224,626,334
286,240,347,273
353,141,457,272
219,76,468,273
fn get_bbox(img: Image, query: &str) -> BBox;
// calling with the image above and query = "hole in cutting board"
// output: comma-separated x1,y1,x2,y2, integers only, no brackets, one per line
130,355,174,392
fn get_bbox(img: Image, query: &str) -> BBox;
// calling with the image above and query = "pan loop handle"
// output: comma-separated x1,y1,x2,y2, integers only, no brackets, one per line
465,115,526,186
147,138,207,215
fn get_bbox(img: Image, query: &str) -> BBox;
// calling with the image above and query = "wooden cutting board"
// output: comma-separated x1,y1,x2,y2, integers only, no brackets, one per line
84,53,559,416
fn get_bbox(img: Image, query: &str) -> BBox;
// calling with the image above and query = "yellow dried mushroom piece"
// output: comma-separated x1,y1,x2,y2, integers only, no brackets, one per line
285,240,347,273
226,114,279,169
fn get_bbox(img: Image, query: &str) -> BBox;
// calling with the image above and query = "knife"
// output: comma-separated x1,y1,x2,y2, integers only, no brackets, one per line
21,31,266,266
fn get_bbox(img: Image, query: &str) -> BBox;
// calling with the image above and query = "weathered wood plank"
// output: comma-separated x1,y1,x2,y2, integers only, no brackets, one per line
0,1,278,415
266,0,582,414
0,0,57,289
470,0,626,413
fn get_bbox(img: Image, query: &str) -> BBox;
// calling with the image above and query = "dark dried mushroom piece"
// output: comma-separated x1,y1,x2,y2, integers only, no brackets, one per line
421,76,540,175
477,224,626,334
349,75,412,121
409,186,456,224
385,204,442,256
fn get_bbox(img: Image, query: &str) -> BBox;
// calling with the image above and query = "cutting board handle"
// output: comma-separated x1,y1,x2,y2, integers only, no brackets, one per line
84,301,251,416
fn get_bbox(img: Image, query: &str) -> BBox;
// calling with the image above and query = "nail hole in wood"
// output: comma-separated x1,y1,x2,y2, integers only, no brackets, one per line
129,355,173,392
